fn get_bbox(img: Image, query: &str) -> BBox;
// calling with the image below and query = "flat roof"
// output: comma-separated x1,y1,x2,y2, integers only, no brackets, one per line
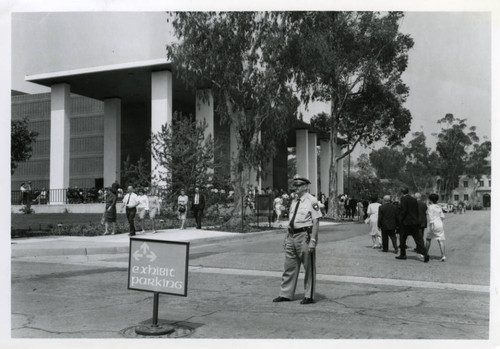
25,59,194,104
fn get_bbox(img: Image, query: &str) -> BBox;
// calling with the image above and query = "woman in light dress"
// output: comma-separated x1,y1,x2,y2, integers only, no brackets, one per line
147,187,160,233
426,193,446,261
273,195,284,222
366,196,382,248
136,188,149,233
177,189,189,230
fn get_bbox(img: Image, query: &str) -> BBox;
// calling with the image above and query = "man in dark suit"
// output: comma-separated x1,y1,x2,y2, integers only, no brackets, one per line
378,195,399,253
344,195,351,219
415,193,428,243
191,187,206,229
349,197,358,220
396,188,429,262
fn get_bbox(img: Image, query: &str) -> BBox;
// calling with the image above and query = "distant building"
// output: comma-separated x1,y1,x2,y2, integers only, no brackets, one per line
450,174,491,208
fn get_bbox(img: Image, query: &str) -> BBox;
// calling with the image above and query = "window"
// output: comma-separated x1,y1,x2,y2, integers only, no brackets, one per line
454,194,459,201
464,194,469,201
463,181,468,188
480,180,484,187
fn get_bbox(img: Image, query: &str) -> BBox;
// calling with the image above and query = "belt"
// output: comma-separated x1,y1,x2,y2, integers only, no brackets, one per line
289,227,311,235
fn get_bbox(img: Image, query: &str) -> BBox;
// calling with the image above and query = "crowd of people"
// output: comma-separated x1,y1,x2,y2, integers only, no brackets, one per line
364,188,446,262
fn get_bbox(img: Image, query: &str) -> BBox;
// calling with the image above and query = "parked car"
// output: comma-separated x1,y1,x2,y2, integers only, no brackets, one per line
437,203,453,213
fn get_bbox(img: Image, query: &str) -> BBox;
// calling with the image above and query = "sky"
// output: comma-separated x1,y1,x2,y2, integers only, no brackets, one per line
10,11,492,158
1,1,500,348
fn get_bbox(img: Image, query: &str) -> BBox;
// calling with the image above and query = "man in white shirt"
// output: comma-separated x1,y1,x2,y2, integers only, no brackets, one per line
122,186,139,236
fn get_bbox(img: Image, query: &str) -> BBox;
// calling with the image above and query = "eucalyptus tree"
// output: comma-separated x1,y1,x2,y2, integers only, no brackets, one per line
167,12,299,227
282,11,414,218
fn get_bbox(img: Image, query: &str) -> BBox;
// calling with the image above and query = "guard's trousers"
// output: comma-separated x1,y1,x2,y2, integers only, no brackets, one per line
279,231,316,300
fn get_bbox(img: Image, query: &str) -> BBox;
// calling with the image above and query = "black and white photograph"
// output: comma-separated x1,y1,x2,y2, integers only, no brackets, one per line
2,1,499,348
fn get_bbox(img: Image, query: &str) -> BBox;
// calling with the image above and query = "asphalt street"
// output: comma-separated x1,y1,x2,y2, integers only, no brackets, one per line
11,210,491,340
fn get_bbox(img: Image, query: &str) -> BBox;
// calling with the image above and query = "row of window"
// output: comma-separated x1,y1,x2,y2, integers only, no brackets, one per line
463,179,491,188
454,194,470,202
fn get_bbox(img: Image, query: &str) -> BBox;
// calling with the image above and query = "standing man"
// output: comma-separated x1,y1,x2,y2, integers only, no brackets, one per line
122,186,139,236
344,195,351,220
349,197,358,220
415,193,428,243
378,195,399,253
396,188,429,262
273,175,322,305
191,187,205,229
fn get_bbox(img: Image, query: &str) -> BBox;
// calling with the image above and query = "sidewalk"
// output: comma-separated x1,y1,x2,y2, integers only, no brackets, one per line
11,221,340,258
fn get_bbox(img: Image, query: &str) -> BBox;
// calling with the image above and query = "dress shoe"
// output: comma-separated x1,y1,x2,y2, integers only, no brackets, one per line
300,298,314,304
440,256,446,262
395,255,407,260
273,296,291,303
394,248,399,254
424,254,430,263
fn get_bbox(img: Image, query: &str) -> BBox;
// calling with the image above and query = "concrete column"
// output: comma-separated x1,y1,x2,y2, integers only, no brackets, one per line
320,139,330,196
336,144,344,195
103,98,121,187
196,89,214,180
261,158,273,191
151,70,173,187
295,129,309,178
308,132,318,196
49,83,70,204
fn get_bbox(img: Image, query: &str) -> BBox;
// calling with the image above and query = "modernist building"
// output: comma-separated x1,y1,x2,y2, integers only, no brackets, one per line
12,59,344,204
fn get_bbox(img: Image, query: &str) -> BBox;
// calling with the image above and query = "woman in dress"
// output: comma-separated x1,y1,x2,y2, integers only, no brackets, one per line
426,193,446,261
136,188,149,233
366,196,382,248
273,195,283,223
103,187,117,235
177,189,189,230
147,187,160,233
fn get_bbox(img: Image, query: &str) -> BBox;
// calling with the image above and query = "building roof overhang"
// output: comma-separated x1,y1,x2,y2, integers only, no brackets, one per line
25,59,194,104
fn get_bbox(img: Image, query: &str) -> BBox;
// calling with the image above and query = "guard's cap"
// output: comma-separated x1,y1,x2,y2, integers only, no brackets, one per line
293,175,311,186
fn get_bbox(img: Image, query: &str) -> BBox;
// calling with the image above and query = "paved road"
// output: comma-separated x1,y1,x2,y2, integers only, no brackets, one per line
11,211,491,340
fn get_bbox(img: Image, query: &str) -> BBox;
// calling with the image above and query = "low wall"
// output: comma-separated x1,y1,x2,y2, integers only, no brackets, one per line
11,203,106,214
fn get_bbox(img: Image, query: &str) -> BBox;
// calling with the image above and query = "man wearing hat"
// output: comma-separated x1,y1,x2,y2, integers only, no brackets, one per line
273,175,322,305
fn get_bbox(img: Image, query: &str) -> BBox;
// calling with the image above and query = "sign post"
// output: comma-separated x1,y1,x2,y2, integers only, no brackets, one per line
128,238,189,336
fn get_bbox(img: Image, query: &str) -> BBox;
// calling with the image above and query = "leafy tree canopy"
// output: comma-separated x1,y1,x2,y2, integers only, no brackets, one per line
11,116,38,175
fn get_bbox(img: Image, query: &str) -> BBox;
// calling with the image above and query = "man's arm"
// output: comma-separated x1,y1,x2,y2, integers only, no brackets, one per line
309,218,319,250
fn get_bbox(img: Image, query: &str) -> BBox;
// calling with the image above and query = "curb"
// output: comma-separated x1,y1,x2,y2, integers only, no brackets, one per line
11,227,288,258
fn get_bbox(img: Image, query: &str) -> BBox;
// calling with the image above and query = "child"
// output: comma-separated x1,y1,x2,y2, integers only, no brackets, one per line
426,193,446,261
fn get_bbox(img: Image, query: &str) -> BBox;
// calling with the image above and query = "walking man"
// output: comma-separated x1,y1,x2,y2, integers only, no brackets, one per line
415,192,428,243
122,186,139,236
396,188,429,262
191,187,205,229
273,175,322,305
378,195,399,253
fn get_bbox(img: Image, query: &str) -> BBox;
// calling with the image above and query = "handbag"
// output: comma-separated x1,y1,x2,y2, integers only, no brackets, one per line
178,205,186,213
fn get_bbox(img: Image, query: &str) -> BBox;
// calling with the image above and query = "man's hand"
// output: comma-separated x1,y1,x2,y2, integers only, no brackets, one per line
309,239,317,251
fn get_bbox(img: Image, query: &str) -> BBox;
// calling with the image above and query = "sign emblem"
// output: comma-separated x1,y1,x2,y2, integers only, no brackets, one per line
132,242,157,262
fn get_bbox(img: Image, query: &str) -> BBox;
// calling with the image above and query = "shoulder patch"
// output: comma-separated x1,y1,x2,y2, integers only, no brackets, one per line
312,203,320,211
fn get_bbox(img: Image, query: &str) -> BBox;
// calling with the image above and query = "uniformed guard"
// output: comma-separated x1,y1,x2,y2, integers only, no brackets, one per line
273,175,322,304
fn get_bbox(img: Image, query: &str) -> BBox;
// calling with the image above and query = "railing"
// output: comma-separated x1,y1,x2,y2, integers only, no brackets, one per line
11,188,110,205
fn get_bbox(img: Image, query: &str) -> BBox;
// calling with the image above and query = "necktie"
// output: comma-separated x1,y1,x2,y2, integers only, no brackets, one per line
290,199,300,228
127,194,131,205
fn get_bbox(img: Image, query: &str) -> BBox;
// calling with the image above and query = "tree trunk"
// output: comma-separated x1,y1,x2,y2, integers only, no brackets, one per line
326,93,340,219
223,162,251,230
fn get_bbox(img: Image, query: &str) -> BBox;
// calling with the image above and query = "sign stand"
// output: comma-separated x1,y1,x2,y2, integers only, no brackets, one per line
135,292,175,336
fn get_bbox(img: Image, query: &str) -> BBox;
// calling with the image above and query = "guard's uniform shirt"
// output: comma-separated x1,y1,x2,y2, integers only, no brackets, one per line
289,193,323,228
